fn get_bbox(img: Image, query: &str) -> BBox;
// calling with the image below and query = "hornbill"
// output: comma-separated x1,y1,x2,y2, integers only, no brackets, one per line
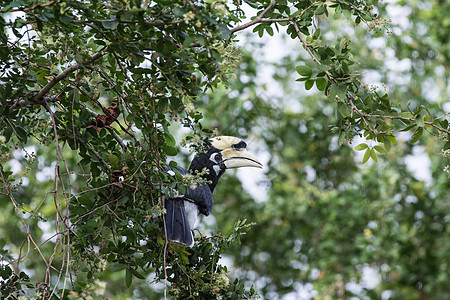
164,136,262,247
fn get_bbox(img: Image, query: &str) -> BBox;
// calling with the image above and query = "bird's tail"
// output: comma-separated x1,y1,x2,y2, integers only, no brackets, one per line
164,199,194,247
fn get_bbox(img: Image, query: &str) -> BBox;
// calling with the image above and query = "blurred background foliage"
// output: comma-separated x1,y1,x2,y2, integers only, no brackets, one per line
0,0,449,299
198,1,450,299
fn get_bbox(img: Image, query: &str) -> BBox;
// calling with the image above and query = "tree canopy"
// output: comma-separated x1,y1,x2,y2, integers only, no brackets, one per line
1,0,449,299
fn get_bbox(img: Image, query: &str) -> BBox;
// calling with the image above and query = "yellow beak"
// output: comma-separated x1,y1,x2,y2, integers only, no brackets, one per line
210,136,263,169
220,148,263,169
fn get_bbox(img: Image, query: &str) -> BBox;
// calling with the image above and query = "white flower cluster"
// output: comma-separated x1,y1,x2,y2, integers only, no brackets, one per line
184,11,196,22
182,168,210,190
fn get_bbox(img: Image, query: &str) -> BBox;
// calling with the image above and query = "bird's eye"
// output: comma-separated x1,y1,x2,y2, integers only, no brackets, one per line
210,153,222,163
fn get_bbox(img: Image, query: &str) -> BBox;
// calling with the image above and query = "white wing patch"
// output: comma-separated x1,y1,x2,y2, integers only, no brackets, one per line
184,201,199,229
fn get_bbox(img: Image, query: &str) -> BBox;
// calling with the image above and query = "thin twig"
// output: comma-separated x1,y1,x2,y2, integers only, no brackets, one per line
330,0,374,23
291,21,336,83
79,103,129,149
70,197,121,228
363,113,450,135
150,91,168,300
0,168,51,280
72,82,137,143
41,101,113,172
347,95,379,134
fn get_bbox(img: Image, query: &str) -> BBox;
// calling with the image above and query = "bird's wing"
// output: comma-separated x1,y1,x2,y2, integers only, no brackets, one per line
165,165,214,216
164,198,194,247
163,166,196,246
163,165,213,247
185,183,213,216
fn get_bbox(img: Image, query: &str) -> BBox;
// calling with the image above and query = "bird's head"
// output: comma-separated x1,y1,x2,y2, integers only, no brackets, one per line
188,136,262,190
209,136,263,170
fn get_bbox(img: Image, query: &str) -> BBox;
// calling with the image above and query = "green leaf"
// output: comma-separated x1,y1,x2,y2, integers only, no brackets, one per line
374,145,387,154
411,127,423,144
42,12,54,19
387,135,396,144
400,124,417,132
102,20,119,30
131,269,145,280
183,36,196,48
60,16,73,23
290,10,302,18
316,78,326,91
158,98,169,113
170,97,183,110
384,139,392,151
338,102,350,117
265,26,274,36
401,112,414,119
296,65,312,77
130,67,152,74
362,148,371,164
416,115,425,128
164,146,178,156
99,247,110,255
252,24,262,33
15,126,27,143
218,23,231,39
119,11,133,21
444,141,450,150
362,14,373,21
315,5,325,15
354,143,368,151
328,84,347,100
305,79,314,90
439,119,448,129
164,133,176,147
86,219,98,229
180,254,189,264
197,35,206,46
313,28,321,39
376,135,384,143
108,154,119,167
125,269,132,287
370,148,378,162
172,7,185,17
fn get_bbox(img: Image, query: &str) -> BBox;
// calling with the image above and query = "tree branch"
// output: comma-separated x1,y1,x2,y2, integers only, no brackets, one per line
71,19,185,27
231,2,277,33
231,1,322,34
31,51,105,103
10,0,57,12
347,96,450,135
368,114,450,135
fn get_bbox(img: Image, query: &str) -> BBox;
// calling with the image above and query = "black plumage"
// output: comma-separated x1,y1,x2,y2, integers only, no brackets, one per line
163,136,262,247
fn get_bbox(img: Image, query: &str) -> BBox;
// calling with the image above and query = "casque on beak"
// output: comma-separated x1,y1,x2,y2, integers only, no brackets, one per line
210,136,263,169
